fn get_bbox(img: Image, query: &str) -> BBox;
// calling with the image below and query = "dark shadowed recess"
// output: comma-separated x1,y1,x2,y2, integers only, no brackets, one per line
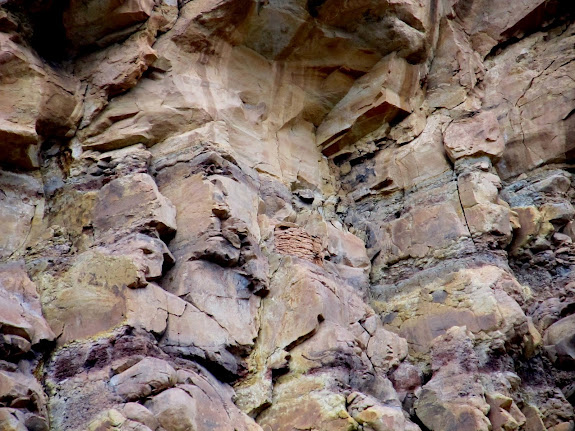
501,0,575,39
485,0,575,59
3,0,69,61
306,0,327,17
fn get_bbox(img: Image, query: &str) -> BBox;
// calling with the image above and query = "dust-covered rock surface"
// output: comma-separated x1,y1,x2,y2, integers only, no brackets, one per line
1,0,575,430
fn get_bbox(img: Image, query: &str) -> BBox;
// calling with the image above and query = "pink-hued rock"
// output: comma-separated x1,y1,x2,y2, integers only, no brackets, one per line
426,17,485,110
484,24,575,179
145,371,262,431
415,327,491,431
317,53,421,156
457,169,514,246
444,111,505,162
372,182,470,266
454,0,559,57
0,171,43,260
544,314,575,366
93,173,177,240
0,262,55,355
110,357,177,401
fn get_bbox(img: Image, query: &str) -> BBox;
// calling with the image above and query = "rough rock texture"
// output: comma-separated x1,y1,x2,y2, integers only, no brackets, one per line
1,0,575,430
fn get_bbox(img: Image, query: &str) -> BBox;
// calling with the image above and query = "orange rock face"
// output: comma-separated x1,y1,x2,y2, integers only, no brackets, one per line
0,1,575,430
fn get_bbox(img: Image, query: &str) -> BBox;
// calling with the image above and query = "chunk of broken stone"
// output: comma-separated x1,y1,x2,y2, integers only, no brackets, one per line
110,357,177,401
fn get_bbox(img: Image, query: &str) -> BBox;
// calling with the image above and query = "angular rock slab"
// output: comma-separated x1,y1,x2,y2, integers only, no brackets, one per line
341,113,451,201
93,173,177,241
371,182,470,267
483,24,575,180
63,0,155,50
544,314,575,368
110,357,177,402
0,34,81,169
235,257,408,416
444,111,505,162
145,367,262,431
163,259,260,349
317,53,420,157
0,261,54,357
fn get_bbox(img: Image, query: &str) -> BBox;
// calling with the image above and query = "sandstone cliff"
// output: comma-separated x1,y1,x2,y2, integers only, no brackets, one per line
0,0,574,430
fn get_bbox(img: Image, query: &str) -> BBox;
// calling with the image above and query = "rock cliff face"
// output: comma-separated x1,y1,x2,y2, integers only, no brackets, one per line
1,0,575,430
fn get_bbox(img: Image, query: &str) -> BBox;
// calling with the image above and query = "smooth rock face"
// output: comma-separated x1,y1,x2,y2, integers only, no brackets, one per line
110,357,177,401
544,314,575,367
1,1,575,431
93,173,177,240
443,111,505,162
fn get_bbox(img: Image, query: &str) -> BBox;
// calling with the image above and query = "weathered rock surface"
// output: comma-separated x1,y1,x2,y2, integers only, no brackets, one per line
415,327,492,431
317,53,421,157
1,0,575,430
0,31,81,170
0,261,54,356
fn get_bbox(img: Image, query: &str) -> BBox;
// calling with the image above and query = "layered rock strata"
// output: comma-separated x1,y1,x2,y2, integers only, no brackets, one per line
0,0,575,430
